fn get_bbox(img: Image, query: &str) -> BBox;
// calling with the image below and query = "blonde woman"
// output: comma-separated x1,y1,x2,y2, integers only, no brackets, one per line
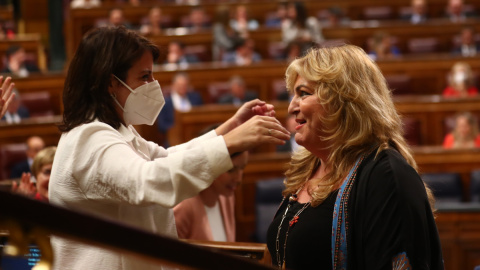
266,45,443,269
443,111,480,149
443,61,479,97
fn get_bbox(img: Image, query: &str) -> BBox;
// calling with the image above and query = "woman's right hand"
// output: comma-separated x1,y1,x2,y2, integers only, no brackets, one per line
223,115,290,154
11,172,37,197
0,76,15,119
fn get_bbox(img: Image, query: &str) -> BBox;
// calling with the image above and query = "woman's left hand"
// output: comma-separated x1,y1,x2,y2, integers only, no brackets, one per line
216,99,276,135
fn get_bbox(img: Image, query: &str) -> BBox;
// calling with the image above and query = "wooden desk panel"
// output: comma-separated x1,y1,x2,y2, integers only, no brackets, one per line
0,115,62,146
0,34,47,71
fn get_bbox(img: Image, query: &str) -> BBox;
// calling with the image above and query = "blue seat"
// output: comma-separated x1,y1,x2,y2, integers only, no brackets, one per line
471,170,480,202
255,177,285,243
422,173,463,203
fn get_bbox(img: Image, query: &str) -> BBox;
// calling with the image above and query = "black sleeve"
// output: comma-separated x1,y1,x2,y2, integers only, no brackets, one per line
348,150,443,270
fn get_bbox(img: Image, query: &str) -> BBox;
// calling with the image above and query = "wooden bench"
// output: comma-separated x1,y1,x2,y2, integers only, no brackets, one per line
66,0,480,59
0,34,47,71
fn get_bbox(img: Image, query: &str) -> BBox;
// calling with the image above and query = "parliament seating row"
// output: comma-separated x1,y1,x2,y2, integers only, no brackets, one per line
9,54,480,121
0,94,479,148
66,0,480,58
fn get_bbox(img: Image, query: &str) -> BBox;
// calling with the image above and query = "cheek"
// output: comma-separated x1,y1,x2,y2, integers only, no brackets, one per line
37,175,50,189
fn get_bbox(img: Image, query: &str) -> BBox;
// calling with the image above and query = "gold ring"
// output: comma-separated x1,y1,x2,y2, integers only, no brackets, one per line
268,129,272,135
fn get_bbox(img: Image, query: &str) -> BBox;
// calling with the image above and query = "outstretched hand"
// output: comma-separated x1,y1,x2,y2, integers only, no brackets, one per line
0,76,15,119
216,99,277,136
223,115,291,155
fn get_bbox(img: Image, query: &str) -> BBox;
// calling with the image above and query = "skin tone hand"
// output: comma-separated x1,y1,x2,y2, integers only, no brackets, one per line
215,99,276,136
223,115,290,155
11,172,37,197
0,76,15,119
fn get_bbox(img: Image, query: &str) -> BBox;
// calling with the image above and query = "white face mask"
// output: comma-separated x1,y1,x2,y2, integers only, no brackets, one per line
112,75,165,126
453,71,467,84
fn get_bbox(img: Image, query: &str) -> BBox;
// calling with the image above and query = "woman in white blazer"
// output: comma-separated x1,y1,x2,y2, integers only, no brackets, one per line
49,26,290,270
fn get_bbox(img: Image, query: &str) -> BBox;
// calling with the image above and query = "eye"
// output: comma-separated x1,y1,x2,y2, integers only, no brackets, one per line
142,74,150,81
299,90,311,97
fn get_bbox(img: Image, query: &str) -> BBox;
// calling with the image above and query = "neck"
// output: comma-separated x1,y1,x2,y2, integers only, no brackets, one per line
199,186,219,207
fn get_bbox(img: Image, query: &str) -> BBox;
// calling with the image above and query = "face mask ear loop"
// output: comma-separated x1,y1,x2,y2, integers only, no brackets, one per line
113,74,134,93
111,92,126,112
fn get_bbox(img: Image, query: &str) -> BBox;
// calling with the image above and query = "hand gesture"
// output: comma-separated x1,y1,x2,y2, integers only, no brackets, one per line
216,99,277,135
11,172,37,197
0,76,15,119
223,115,290,154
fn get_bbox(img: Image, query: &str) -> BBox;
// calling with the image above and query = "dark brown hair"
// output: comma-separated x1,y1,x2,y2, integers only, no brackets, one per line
59,26,160,132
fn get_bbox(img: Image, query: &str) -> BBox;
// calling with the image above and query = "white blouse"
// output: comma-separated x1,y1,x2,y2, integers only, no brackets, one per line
49,120,232,270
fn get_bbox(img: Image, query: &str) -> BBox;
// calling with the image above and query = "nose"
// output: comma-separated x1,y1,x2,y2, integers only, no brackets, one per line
288,95,299,115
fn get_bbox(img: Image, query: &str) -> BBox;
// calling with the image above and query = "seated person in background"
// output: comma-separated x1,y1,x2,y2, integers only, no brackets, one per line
265,2,288,28
183,6,211,32
401,0,428,24
1,45,40,77
368,31,401,61
10,136,45,179
445,0,477,22
1,88,29,124
443,61,479,97
322,6,350,27
276,114,299,153
139,6,164,36
164,40,199,65
212,5,238,61
222,38,262,66
11,146,55,202
281,1,324,53
452,27,480,57
70,0,101,8
443,111,480,149
230,5,259,38
157,72,203,146
218,75,258,106
174,136,248,242
97,8,133,29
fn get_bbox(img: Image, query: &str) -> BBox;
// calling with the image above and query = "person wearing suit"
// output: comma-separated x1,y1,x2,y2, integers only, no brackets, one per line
452,27,480,57
400,0,428,24
218,75,258,106
174,151,248,242
1,88,29,124
10,136,45,179
445,0,477,22
222,38,262,66
164,40,200,66
157,72,203,146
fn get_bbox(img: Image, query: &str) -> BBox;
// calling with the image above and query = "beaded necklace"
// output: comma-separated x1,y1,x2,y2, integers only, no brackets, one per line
275,183,309,270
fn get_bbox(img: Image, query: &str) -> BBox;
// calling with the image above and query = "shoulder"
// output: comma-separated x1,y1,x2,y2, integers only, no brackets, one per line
357,148,424,197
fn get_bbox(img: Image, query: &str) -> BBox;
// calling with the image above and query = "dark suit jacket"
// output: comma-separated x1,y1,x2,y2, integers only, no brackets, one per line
157,91,203,133
451,44,480,56
10,159,30,179
1,106,30,121
217,91,258,104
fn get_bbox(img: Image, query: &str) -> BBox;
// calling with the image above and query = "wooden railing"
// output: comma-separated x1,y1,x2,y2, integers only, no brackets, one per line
0,190,274,269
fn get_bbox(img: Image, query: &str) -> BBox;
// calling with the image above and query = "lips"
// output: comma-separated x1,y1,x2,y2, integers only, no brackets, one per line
295,119,306,130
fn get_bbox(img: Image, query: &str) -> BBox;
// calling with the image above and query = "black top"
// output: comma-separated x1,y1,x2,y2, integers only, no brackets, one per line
266,148,444,270
267,190,338,269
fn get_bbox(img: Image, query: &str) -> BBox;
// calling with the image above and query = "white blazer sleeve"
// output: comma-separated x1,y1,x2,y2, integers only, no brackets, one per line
66,123,232,208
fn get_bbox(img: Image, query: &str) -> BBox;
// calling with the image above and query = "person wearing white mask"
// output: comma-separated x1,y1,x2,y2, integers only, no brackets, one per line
49,26,290,270
442,61,479,98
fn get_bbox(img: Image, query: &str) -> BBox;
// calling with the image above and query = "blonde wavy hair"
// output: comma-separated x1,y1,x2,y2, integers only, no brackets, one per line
282,44,435,208
31,146,56,178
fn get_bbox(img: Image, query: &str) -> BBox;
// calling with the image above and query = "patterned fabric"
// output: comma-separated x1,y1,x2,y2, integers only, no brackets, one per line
392,252,412,270
331,155,365,270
